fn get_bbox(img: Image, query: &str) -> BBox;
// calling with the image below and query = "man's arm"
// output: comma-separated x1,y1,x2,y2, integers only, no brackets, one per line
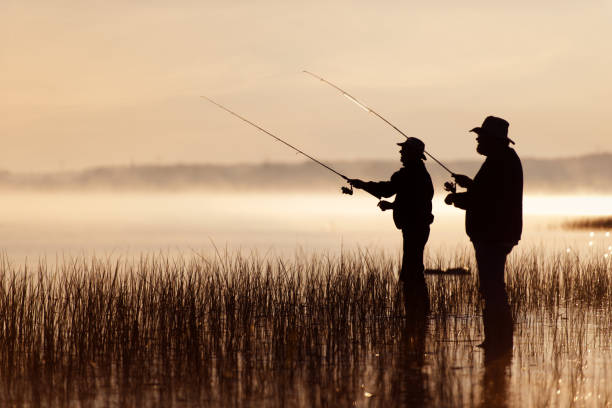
348,179,396,199
452,174,473,189
445,172,476,209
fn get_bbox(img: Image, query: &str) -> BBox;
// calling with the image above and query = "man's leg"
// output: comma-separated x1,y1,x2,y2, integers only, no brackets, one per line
400,228,430,315
474,242,514,350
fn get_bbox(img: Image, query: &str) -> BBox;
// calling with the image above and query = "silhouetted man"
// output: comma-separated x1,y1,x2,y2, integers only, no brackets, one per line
445,116,523,352
349,137,434,314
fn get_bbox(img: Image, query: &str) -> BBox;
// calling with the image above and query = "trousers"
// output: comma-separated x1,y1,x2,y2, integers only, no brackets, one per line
400,227,430,314
473,242,514,349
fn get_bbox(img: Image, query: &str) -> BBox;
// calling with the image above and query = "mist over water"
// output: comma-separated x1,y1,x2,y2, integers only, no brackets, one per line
3,191,611,265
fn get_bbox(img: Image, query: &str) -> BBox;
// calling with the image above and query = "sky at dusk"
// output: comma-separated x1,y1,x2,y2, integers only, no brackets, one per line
2,1,611,172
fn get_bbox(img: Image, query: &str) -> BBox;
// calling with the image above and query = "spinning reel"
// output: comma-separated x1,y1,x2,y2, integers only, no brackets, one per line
341,184,354,195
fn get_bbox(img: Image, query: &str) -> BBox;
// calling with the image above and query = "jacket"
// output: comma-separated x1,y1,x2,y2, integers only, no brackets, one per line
361,160,434,230
453,147,523,245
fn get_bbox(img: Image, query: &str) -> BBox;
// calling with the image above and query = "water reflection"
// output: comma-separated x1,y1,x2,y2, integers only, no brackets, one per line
391,313,428,406
482,349,512,408
3,304,612,407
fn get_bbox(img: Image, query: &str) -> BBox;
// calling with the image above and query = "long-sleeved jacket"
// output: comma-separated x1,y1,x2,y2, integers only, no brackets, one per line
360,160,434,230
452,147,523,245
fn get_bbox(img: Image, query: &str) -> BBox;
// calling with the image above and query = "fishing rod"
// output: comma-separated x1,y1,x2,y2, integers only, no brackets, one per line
303,70,455,176
201,96,355,195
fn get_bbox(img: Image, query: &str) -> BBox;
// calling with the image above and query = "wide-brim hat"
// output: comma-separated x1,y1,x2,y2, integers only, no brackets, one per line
470,116,515,145
397,137,427,160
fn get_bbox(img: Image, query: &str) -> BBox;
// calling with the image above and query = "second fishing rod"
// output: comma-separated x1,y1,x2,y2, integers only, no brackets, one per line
303,70,456,177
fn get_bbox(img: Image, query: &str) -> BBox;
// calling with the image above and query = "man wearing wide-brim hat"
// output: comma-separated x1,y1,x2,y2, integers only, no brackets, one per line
445,116,523,355
349,137,434,316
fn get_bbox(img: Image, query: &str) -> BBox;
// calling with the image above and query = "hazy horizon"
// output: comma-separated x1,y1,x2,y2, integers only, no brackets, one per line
1,149,611,174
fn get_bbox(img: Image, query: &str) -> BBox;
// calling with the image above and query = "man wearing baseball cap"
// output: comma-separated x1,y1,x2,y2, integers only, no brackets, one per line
349,137,434,316
445,116,523,355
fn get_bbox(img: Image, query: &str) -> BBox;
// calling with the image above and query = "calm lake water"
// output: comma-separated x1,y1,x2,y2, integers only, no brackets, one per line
2,191,611,264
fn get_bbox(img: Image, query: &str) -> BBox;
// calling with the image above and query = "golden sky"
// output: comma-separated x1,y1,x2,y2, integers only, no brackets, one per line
2,1,611,171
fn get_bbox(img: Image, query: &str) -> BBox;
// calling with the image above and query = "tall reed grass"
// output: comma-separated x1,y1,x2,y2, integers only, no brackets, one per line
0,247,610,407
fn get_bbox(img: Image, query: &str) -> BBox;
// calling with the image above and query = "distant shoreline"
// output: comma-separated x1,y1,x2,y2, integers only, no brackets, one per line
562,216,612,230
1,152,611,194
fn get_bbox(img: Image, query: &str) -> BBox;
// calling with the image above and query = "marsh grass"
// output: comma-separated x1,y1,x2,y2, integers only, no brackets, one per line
0,248,611,407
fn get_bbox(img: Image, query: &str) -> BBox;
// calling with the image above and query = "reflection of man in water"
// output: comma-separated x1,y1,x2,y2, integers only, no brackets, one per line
349,137,434,314
445,116,523,351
